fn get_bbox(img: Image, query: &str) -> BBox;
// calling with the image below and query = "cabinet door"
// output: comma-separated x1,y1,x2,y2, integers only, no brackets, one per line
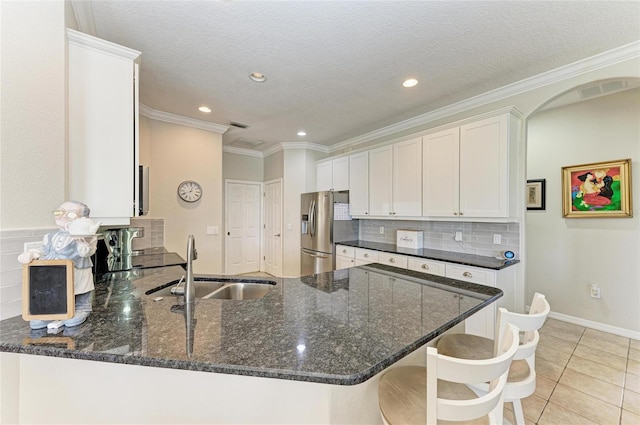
349,152,369,216
316,161,333,191
392,138,422,216
332,157,349,191
459,114,509,217
368,146,393,216
68,32,140,224
422,128,460,217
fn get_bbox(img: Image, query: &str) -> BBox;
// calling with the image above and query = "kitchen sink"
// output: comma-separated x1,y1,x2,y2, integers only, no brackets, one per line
146,278,275,300
147,280,226,298
203,283,272,300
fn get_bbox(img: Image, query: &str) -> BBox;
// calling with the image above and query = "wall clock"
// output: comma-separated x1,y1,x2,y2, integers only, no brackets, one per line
177,180,202,203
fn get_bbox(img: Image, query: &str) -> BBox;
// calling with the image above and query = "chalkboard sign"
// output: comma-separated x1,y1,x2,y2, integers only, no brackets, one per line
22,260,74,320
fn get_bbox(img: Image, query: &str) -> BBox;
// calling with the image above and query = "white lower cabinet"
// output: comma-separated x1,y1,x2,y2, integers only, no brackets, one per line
334,245,515,340
355,248,378,266
335,245,355,270
444,264,515,339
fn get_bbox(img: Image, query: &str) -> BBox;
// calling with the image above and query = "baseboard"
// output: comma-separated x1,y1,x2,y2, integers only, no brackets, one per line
542,309,640,340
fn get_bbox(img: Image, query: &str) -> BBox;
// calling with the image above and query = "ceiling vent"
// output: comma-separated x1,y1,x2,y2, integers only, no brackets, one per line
229,121,250,129
579,80,629,100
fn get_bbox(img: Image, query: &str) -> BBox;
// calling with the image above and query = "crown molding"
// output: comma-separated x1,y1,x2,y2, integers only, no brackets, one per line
261,142,330,158
330,40,640,153
223,146,263,158
67,29,140,61
139,104,229,134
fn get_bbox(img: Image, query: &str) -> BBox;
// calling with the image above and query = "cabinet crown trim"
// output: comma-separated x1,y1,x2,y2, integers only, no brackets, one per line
67,29,141,61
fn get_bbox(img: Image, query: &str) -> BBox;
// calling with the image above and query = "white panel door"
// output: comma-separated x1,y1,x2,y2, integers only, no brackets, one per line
368,146,393,216
226,182,261,275
392,138,422,216
422,128,460,217
264,180,282,277
349,152,369,216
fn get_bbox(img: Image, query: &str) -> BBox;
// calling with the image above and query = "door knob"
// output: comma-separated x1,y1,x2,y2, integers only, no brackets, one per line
274,234,281,237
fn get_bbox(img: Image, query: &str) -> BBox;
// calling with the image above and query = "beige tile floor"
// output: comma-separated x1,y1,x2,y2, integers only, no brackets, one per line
503,318,640,425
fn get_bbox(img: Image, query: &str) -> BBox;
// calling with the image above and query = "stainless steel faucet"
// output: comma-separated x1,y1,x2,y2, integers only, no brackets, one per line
185,234,198,303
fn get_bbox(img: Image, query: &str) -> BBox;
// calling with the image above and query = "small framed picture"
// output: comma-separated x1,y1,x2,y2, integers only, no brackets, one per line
526,179,546,211
561,158,632,218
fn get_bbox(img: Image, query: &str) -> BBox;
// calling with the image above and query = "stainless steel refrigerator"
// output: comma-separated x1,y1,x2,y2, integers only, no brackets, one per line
300,190,358,275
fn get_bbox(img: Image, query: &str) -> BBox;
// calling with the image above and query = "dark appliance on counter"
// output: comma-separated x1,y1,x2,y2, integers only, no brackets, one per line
300,191,358,275
94,227,143,273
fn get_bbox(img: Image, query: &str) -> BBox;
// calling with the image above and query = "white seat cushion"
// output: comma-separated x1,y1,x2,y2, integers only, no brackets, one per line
378,366,490,425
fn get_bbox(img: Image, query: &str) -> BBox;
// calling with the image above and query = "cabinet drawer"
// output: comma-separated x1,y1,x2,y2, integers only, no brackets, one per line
378,252,408,269
355,248,379,263
445,264,496,286
336,245,355,258
407,258,446,277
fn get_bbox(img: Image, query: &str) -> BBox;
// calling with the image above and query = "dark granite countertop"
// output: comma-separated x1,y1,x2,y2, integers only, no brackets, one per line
0,264,502,385
337,240,519,270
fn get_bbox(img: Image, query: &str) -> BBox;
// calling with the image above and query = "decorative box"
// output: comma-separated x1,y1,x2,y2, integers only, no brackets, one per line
396,230,423,249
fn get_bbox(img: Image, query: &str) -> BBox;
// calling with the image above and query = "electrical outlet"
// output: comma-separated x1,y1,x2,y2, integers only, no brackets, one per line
493,234,502,244
454,231,463,242
379,226,384,235
590,284,601,299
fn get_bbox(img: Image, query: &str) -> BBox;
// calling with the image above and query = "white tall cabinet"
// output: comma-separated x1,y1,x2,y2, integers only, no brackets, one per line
68,29,141,225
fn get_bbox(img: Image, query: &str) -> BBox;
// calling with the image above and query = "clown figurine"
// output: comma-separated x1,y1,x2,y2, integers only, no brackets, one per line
18,201,98,329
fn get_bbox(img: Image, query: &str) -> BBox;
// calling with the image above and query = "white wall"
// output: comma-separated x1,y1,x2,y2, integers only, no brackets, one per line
147,120,224,274
0,1,67,229
264,150,284,182
526,88,640,332
223,151,263,182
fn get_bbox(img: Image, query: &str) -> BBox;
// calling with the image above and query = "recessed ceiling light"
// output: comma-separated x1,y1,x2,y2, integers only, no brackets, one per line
198,106,211,113
297,131,307,136
402,78,418,88
249,72,266,83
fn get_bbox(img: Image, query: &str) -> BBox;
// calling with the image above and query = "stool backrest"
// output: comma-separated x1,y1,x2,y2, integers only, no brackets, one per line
495,292,550,360
426,323,520,423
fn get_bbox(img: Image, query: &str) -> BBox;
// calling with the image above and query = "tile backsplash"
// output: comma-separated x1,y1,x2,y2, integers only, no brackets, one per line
359,219,520,258
0,228,56,320
129,217,164,250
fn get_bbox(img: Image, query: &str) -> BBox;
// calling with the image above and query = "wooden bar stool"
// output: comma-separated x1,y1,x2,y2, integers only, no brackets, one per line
436,293,550,425
378,323,520,425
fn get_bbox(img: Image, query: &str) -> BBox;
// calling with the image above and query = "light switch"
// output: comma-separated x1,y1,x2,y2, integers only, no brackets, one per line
207,226,219,235
287,223,292,231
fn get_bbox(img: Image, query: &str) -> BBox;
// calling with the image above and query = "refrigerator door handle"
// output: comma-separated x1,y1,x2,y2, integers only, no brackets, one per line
301,249,329,259
309,200,316,237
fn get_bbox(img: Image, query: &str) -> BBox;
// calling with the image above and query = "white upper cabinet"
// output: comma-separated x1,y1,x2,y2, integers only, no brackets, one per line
369,138,422,217
349,151,369,216
68,29,141,225
392,138,422,216
368,145,393,216
423,111,520,219
316,157,349,191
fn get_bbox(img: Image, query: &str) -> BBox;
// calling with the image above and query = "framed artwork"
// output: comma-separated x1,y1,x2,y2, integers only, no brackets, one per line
526,179,546,210
561,158,632,218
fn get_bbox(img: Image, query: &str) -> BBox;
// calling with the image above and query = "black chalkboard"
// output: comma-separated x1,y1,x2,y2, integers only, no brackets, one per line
22,260,74,320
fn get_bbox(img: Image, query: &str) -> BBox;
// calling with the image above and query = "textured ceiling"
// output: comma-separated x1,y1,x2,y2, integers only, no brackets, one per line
88,1,640,151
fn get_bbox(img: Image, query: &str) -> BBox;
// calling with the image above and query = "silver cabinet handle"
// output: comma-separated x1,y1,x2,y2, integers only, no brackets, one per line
389,258,395,263
342,249,347,253
453,212,459,216
364,253,369,258
421,264,429,270
463,271,473,278
274,234,281,237
459,212,464,216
